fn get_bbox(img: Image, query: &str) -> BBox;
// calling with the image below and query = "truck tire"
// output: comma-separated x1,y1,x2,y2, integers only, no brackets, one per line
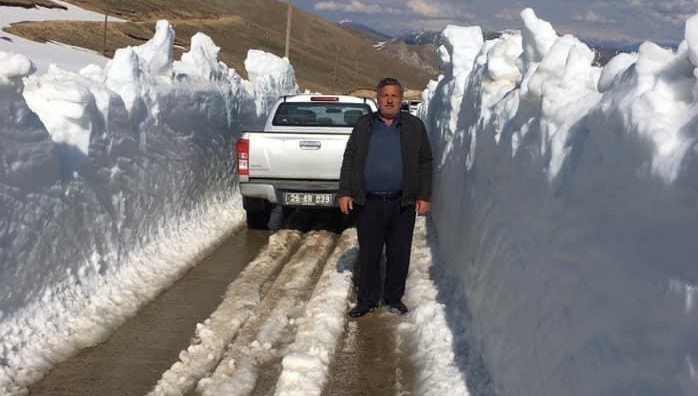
243,197,272,230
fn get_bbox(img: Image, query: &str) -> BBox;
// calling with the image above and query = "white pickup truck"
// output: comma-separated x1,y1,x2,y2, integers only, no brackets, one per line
236,94,377,228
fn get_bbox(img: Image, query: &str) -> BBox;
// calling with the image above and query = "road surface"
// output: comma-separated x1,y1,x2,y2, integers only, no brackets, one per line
29,210,416,395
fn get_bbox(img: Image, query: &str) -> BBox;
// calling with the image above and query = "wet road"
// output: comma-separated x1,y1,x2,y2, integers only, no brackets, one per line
28,227,270,396
324,309,415,396
28,210,414,395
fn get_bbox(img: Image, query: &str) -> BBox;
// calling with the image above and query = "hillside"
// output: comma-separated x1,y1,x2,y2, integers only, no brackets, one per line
374,39,441,77
2,0,437,95
337,23,442,81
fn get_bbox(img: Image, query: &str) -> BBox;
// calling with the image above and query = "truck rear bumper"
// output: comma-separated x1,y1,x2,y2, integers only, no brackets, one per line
240,183,278,203
239,179,340,206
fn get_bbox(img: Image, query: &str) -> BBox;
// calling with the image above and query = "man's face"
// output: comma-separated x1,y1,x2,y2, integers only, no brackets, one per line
377,84,403,119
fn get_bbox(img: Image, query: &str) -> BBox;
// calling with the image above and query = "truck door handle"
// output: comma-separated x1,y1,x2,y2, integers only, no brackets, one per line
299,141,321,150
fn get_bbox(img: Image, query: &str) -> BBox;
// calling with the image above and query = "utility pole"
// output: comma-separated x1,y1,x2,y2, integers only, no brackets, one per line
284,0,292,59
102,0,108,55
331,42,338,93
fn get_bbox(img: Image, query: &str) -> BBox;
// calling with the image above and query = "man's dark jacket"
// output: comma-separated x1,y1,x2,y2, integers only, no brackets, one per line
338,112,433,206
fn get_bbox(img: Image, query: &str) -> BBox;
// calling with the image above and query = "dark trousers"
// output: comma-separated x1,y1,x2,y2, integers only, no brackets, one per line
355,196,416,307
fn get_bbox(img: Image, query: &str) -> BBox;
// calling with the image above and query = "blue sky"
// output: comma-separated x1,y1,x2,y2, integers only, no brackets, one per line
291,0,698,45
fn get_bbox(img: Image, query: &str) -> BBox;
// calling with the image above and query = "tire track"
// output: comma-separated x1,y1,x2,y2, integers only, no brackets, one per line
196,230,338,396
150,216,441,396
273,228,358,395
148,229,303,396
322,306,415,396
28,215,458,396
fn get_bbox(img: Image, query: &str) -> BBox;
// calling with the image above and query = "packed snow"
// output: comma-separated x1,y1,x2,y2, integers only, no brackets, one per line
2,2,698,396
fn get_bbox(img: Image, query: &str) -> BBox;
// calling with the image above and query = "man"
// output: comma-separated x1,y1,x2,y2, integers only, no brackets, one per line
338,77,433,317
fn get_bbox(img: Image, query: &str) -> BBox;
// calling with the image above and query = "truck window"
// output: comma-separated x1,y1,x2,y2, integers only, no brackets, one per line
272,103,372,127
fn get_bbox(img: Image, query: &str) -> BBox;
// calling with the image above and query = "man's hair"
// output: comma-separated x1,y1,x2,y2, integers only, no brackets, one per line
376,77,404,96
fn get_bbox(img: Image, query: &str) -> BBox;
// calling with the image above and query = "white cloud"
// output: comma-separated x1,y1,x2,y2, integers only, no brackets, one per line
314,0,385,14
620,0,698,27
573,9,610,24
406,0,474,19
301,0,692,45
407,0,443,18
496,6,525,22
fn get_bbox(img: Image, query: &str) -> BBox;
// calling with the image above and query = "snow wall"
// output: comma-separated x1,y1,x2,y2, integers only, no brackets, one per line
422,8,698,396
0,21,296,393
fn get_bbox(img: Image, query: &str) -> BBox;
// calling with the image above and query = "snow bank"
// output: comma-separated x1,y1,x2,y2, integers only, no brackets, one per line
424,7,698,396
244,49,298,126
0,20,297,395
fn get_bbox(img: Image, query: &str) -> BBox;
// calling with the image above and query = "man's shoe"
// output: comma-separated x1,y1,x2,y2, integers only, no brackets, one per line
349,304,376,318
387,301,408,315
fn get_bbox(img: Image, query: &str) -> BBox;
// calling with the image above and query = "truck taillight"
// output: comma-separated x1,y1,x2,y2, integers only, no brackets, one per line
310,96,339,102
236,138,249,182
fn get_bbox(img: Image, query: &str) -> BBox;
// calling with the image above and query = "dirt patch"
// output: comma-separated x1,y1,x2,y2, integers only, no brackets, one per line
404,89,423,101
6,20,188,58
347,88,376,99
347,88,422,102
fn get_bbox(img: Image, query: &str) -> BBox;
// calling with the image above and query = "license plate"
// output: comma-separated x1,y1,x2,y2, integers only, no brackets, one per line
283,192,334,206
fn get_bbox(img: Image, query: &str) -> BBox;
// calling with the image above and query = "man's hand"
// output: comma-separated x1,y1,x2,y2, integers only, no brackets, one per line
416,200,431,216
338,196,353,215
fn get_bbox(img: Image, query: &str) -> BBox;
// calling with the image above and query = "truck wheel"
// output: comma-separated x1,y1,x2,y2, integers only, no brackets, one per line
243,197,272,229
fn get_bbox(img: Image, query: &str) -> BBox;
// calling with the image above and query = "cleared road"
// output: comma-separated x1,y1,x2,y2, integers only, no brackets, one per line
28,210,416,395
28,227,269,396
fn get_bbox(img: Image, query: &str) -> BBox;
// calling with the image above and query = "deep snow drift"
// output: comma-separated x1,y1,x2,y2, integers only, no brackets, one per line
422,8,698,395
0,19,297,394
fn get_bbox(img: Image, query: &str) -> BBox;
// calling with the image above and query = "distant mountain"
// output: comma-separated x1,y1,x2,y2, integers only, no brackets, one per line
372,38,442,78
580,38,677,65
337,20,391,41
396,28,660,66
334,21,442,81
398,30,441,45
